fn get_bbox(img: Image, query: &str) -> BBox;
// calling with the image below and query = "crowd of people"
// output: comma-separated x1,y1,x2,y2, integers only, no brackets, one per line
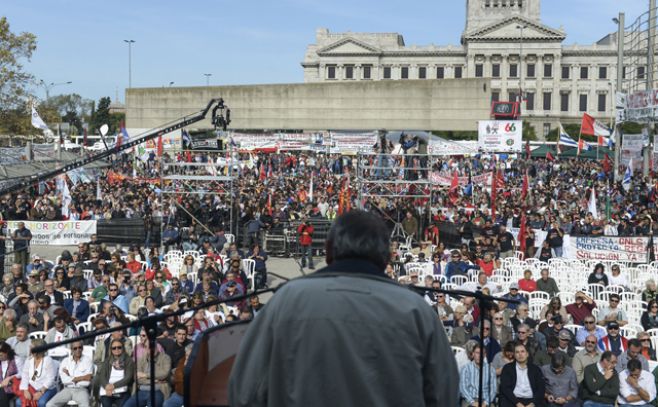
0,146,655,406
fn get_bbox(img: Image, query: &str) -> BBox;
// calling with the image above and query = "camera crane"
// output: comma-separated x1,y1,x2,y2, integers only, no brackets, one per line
0,98,231,195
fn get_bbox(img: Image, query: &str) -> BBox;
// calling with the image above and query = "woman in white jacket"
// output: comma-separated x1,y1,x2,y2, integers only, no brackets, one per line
17,338,57,407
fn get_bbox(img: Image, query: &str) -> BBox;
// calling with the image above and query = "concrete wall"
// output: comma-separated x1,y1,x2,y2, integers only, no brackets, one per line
126,79,492,132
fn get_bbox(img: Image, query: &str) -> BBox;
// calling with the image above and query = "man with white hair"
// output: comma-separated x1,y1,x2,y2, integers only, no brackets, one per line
45,340,93,407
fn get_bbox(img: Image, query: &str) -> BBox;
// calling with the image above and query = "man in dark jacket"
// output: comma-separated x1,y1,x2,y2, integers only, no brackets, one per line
579,350,619,406
500,342,546,407
229,210,458,407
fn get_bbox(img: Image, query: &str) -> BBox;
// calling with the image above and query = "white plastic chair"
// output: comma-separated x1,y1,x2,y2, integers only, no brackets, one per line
620,326,638,339
242,259,256,291
29,331,47,340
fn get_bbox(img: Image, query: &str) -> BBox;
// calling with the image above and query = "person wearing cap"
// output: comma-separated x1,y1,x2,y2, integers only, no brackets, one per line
598,321,629,356
68,267,88,293
556,329,577,358
26,255,44,275
502,283,528,311
27,270,43,294
229,210,458,407
177,271,194,295
615,338,649,374
565,291,597,326
597,293,628,327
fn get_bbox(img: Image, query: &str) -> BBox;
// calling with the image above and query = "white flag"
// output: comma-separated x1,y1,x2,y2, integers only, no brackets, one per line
622,158,633,192
31,105,51,132
309,171,314,202
59,176,72,218
588,187,598,219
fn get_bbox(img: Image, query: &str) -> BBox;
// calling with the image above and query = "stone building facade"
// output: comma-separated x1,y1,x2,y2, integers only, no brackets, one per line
301,0,626,137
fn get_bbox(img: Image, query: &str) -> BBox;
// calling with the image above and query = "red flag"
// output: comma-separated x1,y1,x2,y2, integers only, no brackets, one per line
598,136,606,146
581,113,596,136
259,162,266,181
525,140,531,159
602,153,612,173
521,170,529,201
157,133,163,157
546,150,555,161
267,194,272,216
577,138,585,156
185,150,192,163
518,212,527,257
450,170,459,192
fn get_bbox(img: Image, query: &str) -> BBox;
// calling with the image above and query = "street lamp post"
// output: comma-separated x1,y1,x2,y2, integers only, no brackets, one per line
204,73,212,86
516,25,527,105
39,80,72,101
124,39,136,88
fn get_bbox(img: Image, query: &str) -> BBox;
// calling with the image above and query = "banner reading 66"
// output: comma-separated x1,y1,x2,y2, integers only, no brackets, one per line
477,120,523,153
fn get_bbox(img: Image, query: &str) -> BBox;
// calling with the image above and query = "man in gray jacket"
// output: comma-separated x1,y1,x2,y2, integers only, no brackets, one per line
229,210,458,407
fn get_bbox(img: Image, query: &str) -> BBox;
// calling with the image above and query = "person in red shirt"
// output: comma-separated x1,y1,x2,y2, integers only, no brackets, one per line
518,269,537,292
476,252,496,277
297,218,314,269
125,253,142,275
565,291,597,325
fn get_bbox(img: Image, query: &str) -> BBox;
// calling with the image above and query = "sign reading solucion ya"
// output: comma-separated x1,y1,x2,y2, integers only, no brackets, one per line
477,121,522,153
6,221,97,246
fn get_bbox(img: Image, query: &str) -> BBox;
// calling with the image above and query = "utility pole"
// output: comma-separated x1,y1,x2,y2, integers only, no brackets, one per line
645,0,656,177
204,73,212,86
614,12,625,182
517,25,527,105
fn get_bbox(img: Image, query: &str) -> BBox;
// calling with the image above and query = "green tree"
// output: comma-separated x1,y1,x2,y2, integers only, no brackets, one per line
522,120,537,141
47,93,93,134
90,96,112,133
0,17,37,109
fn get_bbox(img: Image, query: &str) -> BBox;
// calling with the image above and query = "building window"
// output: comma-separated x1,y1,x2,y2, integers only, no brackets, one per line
526,92,535,110
436,66,445,79
475,64,483,78
492,64,501,78
345,65,354,79
544,63,553,78
454,66,463,78
623,66,626,79
579,94,588,112
561,66,570,79
638,66,646,80
383,66,392,79
327,65,336,79
598,94,607,112
527,63,536,78
543,92,552,111
510,63,518,78
599,66,607,80
418,66,427,79
560,93,569,112
580,66,589,79
509,91,519,102
491,91,500,102
543,123,551,138
401,66,409,79
363,65,372,80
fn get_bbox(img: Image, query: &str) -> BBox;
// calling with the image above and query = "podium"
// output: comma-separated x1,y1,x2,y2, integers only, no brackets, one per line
184,321,251,407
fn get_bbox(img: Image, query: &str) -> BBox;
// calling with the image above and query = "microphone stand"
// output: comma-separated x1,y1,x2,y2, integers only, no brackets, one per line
32,285,281,407
410,285,521,407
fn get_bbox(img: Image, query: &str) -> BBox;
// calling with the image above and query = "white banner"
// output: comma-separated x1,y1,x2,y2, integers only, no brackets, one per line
564,236,654,263
428,140,478,156
623,134,645,152
478,121,522,153
329,132,377,154
7,221,97,246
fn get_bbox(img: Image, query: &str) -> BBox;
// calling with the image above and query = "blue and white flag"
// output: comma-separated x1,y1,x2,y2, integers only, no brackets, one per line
558,124,579,147
182,129,192,146
623,158,633,192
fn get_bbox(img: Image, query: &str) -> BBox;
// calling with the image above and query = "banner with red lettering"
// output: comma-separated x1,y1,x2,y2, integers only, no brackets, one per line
565,236,656,263
429,171,493,187
7,221,97,246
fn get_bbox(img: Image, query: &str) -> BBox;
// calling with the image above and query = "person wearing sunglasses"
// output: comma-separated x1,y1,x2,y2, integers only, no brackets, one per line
573,334,602,384
126,329,171,407
597,294,628,327
17,338,56,407
47,341,93,407
95,339,134,407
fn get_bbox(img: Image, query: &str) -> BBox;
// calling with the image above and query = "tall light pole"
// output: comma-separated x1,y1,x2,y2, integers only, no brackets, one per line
124,39,136,88
204,73,212,86
613,13,625,182
39,80,73,101
516,24,527,105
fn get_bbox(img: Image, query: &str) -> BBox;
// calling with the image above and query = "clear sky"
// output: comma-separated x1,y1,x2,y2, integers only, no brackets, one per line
2,0,650,103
